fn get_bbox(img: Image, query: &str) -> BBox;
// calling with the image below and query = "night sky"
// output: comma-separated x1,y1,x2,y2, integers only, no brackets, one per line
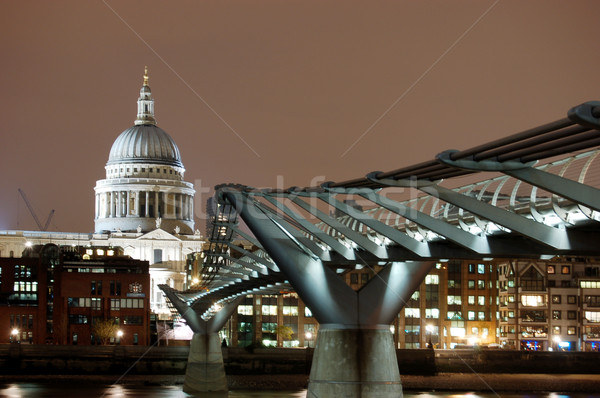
2,1,600,233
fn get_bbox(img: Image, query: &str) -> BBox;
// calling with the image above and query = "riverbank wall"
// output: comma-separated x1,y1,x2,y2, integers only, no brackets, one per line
1,344,599,376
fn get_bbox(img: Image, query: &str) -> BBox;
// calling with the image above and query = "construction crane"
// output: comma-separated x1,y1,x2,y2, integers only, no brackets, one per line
18,188,55,231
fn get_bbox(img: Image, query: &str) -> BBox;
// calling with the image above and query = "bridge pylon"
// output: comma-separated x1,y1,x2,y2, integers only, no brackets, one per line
225,190,434,398
160,285,243,396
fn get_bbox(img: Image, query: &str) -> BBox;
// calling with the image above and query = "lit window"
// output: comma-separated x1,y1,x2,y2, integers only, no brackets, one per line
585,311,600,322
478,280,485,289
425,308,439,319
478,264,485,274
553,326,561,335
447,296,462,305
468,280,475,289
304,307,313,317
561,266,571,275
567,326,576,335
547,265,555,274
96,249,104,256
468,296,475,305
468,311,475,320
478,311,486,321
425,275,439,285
478,296,485,306
405,308,420,318
552,295,561,304
521,295,544,307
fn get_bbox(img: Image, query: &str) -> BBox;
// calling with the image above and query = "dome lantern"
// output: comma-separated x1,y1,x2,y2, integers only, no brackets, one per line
135,66,156,126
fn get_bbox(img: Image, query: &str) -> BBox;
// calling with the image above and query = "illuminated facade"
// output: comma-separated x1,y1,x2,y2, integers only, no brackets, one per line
498,257,600,351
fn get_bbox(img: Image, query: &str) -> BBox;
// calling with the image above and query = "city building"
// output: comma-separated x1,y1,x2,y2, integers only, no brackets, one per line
0,244,150,345
498,257,600,351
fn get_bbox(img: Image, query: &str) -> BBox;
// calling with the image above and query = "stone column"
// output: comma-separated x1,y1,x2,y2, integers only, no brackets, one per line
134,191,140,217
179,194,183,219
155,191,160,218
145,192,150,218
126,191,131,216
109,192,115,218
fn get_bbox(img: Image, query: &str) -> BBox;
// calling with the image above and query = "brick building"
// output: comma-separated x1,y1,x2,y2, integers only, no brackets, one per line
0,244,150,345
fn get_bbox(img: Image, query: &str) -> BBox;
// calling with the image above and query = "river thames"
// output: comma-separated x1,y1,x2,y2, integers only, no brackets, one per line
2,384,600,398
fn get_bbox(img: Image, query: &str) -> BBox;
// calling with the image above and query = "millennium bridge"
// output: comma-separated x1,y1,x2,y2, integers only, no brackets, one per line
161,100,600,397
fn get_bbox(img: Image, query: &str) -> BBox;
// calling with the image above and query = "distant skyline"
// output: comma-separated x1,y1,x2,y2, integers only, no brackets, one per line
2,1,600,233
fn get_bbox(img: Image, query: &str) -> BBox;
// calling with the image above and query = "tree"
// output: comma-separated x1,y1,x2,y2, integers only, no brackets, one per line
275,325,294,342
92,319,119,345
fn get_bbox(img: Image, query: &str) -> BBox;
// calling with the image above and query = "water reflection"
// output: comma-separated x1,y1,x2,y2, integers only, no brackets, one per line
0,384,598,398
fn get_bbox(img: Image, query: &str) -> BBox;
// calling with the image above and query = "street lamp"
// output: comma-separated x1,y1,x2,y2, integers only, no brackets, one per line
305,331,313,348
10,328,19,344
116,330,123,345
426,324,434,349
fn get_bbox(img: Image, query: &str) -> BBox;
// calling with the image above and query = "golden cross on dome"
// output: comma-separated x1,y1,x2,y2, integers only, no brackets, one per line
143,66,149,86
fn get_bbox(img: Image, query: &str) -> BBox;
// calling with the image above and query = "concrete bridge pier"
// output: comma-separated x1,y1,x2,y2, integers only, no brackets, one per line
308,326,401,398
159,285,243,396
184,332,228,395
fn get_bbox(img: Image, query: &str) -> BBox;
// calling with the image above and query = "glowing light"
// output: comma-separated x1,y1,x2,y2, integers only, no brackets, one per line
116,330,124,338
25,242,32,247
11,328,19,336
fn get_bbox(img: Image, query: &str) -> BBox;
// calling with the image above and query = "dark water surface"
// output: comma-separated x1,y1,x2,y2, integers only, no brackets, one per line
1,384,600,398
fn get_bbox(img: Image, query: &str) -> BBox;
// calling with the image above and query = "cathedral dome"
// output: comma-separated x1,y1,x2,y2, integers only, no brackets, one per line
107,124,183,167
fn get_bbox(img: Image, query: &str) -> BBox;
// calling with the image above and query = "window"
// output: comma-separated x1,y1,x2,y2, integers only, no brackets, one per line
123,316,143,325
468,264,476,274
447,296,462,305
425,275,439,285
425,308,439,319
282,306,298,316
552,310,561,320
120,298,144,308
584,311,600,323
153,249,163,264
350,273,358,284
547,265,555,274
508,311,515,318
361,273,369,284
110,299,120,311
468,280,475,289
405,308,420,318
580,281,600,289
567,311,577,320
91,298,102,310
521,295,544,307
552,295,561,304
553,326,561,335
568,295,577,305
567,326,576,335
478,280,485,289
468,296,475,305
468,311,475,321
478,311,486,321
478,296,485,306
478,264,485,274
238,305,253,315
561,265,571,275
471,327,479,335
262,305,277,315
304,307,313,317
508,295,515,303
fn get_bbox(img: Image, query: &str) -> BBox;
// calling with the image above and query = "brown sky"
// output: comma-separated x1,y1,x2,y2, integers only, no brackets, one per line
1,0,599,233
